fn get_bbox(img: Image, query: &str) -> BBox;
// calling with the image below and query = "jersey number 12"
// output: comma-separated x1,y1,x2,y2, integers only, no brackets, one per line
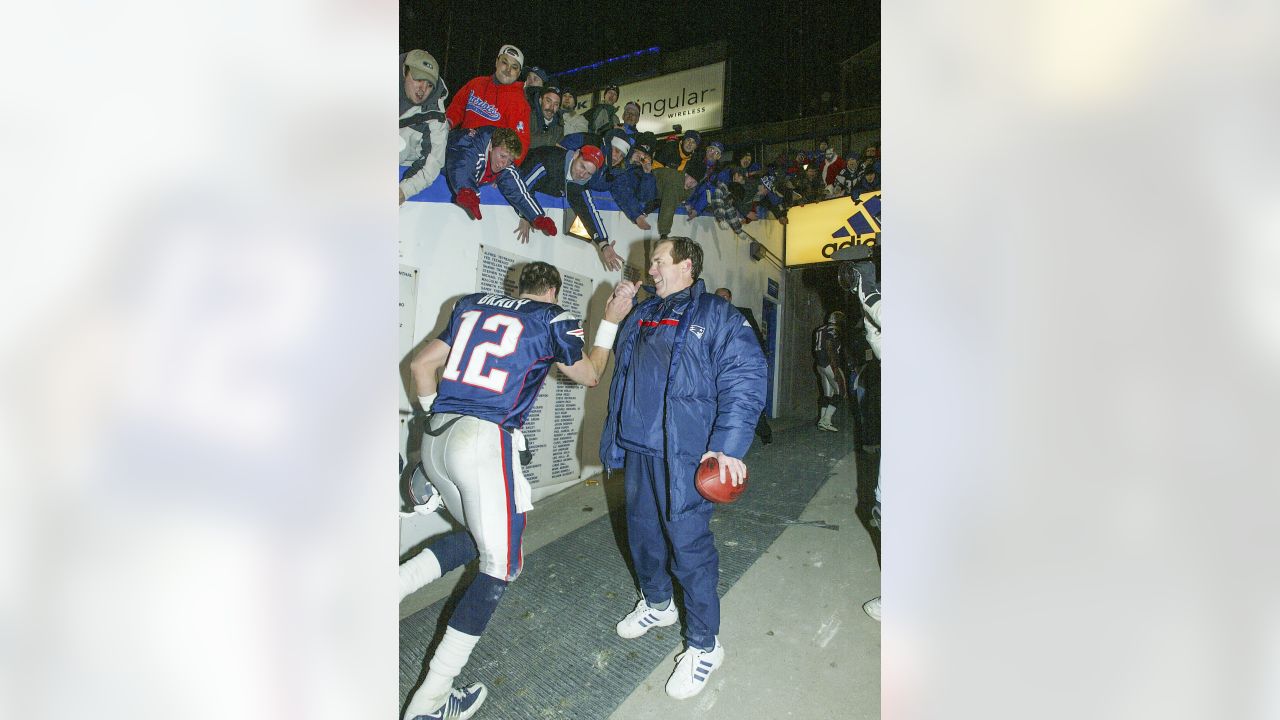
442,310,524,393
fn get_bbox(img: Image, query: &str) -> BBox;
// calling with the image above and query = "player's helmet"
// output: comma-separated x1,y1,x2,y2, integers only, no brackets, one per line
832,243,876,295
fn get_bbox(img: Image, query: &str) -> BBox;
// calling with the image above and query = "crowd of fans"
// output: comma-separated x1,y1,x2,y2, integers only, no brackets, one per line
399,44,880,269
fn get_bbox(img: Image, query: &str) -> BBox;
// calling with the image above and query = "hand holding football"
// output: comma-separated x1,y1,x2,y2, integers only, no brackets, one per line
695,455,748,504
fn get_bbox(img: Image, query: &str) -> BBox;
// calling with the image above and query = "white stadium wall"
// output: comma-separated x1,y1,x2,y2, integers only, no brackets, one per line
398,177,786,554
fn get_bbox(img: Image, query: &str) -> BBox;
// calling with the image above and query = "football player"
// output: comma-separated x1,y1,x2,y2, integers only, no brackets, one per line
813,310,846,431
398,262,634,720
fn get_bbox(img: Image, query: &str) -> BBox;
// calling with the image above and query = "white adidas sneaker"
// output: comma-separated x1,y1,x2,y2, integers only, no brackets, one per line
616,598,679,639
665,638,725,699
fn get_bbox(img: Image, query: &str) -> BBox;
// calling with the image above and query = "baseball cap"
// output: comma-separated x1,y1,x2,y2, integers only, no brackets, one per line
579,145,605,170
498,44,524,67
708,140,725,153
404,49,440,85
527,66,550,83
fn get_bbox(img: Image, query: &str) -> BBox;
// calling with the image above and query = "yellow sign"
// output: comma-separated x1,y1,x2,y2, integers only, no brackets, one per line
784,191,881,267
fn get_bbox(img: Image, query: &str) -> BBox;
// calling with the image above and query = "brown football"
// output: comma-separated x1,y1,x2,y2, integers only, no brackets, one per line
695,456,747,504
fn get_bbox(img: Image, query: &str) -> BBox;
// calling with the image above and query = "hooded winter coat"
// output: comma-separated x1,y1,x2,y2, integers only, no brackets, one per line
399,53,450,199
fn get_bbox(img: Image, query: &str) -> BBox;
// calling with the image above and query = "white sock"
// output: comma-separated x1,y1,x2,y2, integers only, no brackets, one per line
403,627,481,719
399,550,442,602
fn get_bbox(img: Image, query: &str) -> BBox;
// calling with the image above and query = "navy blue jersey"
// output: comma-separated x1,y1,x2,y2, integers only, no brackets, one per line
432,293,585,430
813,322,842,367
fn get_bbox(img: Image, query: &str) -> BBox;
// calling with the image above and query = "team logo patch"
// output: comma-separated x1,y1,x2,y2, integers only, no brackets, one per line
465,92,502,122
516,120,525,132
566,328,584,338
689,324,705,339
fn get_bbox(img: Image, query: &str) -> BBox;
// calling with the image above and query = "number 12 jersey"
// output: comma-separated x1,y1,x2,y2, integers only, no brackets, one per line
432,293,586,430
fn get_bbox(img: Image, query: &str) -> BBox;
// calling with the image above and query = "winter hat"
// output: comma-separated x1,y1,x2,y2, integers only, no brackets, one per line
578,145,605,170
526,66,550,83
632,131,657,158
707,140,725,154
604,129,632,157
760,174,776,193
684,160,707,183
604,84,620,97
404,50,439,85
498,44,524,67
682,129,702,144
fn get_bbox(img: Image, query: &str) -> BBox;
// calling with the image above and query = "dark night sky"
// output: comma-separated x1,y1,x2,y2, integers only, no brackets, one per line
401,0,879,128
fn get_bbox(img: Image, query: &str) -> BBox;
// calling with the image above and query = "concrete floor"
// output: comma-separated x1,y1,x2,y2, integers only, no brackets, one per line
400,418,881,719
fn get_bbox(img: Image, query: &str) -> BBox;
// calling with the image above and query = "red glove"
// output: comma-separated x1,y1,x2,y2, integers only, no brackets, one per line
531,215,557,236
455,188,482,220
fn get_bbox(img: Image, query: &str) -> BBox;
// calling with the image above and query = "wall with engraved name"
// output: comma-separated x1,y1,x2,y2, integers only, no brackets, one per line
474,245,592,490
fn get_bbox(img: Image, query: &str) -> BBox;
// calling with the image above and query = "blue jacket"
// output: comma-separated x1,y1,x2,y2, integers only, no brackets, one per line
520,145,610,243
444,126,544,222
602,164,657,222
685,178,717,214
600,279,768,520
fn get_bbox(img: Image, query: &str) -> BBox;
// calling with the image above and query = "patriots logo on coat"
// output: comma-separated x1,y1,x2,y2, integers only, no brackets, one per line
465,91,502,121
689,324,705,339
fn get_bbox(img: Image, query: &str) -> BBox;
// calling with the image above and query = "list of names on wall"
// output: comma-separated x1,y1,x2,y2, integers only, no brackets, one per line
476,246,593,489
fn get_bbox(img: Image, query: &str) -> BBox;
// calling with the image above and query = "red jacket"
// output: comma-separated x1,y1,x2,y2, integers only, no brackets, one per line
446,76,533,163
822,156,847,187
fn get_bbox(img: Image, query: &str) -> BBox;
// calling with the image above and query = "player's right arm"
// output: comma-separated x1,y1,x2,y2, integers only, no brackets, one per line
556,356,600,388
409,338,452,406
555,280,638,384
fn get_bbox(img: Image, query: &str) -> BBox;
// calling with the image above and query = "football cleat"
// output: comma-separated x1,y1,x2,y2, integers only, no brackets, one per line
863,596,882,622
412,682,487,720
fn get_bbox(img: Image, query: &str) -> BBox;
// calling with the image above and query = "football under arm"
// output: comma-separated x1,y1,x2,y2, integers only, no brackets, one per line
409,338,452,398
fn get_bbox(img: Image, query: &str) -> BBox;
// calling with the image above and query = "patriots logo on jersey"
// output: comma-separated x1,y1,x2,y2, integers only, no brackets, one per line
689,324,705,339
516,120,525,132
465,92,501,121
566,327,584,338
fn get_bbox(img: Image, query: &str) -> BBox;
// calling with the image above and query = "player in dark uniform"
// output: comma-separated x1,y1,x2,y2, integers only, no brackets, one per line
399,262,634,720
813,311,846,431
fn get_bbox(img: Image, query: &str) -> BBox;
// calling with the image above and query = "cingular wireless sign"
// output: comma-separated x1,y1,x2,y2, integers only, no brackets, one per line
620,61,726,134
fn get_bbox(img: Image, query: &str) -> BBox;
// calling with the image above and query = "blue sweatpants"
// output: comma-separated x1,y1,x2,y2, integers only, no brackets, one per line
623,451,720,651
